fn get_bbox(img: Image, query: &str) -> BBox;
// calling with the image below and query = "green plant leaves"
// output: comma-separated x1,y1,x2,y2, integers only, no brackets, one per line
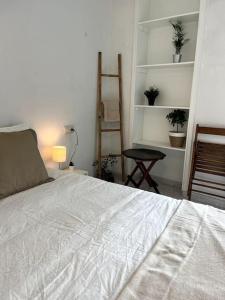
170,20,190,54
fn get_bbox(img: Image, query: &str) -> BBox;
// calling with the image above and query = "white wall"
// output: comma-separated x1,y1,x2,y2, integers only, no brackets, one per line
4,0,224,188
101,0,135,152
0,0,114,174
194,0,225,127
181,0,225,208
99,0,135,176
110,0,135,149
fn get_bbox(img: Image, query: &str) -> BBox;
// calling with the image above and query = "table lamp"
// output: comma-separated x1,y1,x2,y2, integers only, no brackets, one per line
52,146,67,169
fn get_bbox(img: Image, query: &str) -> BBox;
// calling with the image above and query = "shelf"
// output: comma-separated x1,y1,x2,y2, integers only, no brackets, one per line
137,61,194,69
133,139,186,152
138,11,199,29
134,105,190,110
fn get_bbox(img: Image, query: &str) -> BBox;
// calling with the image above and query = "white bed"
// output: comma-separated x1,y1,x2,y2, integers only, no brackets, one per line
0,170,224,299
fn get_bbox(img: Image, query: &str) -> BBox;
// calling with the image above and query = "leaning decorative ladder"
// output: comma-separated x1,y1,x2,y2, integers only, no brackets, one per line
96,52,125,181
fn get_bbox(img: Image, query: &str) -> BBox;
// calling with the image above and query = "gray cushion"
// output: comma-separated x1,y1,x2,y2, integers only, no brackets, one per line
0,129,53,200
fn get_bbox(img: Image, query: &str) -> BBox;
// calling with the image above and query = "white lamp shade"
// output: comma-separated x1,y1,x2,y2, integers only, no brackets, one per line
52,146,67,163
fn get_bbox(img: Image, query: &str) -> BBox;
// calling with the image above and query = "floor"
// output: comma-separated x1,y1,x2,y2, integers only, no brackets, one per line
118,173,184,200
138,178,184,200
120,176,225,210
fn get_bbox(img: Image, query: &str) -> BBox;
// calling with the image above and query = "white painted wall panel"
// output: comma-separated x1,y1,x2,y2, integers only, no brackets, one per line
194,0,225,127
0,0,114,174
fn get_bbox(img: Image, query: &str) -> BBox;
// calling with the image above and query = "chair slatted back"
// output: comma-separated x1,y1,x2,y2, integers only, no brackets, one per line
188,125,225,200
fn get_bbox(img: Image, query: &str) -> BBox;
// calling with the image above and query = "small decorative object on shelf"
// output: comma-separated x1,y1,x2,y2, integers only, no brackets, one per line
166,109,187,148
144,86,159,106
93,154,118,182
170,20,190,63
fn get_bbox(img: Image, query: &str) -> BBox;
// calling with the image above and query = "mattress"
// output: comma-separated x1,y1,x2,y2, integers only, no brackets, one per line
0,170,179,299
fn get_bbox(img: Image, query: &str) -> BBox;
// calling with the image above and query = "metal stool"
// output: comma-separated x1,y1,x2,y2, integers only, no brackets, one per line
123,148,166,194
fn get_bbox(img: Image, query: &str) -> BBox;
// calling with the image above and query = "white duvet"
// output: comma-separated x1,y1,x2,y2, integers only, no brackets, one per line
0,170,179,299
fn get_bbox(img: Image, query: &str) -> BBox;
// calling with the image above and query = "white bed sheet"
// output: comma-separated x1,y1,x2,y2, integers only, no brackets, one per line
0,170,179,299
118,200,225,299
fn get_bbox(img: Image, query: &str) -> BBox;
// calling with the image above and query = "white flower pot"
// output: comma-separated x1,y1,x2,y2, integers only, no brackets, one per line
173,54,182,63
169,132,186,148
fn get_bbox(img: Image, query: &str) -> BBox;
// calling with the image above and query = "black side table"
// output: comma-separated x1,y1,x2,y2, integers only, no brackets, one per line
123,148,166,194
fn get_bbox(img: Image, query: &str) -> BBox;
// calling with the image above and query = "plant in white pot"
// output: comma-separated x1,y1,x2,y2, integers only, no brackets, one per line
166,109,187,148
170,20,189,63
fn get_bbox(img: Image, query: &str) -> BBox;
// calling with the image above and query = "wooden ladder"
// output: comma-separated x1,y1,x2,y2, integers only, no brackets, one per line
96,52,125,181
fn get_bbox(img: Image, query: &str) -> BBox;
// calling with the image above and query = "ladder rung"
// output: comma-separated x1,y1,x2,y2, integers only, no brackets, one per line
101,129,121,133
101,154,122,158
101,73,119,78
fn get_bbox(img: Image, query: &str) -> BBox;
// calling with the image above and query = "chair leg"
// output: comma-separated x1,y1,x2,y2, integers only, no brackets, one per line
125,159,161,193
136,161,160,193
136,162,151,187
144,168,160,194
187,184,192,200
149,179,160,194
125,165,138,186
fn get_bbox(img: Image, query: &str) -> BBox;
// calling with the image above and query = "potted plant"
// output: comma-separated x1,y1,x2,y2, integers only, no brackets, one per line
93,154,118,182
144,86,159,106
166,109,187,148
170,20,190,63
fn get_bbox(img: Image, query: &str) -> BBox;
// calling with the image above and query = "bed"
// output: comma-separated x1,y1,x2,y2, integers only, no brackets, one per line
0,169,225,299
0,126,225,299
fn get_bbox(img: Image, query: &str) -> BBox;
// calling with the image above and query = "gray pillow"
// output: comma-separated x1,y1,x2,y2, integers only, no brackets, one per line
0,129,53,200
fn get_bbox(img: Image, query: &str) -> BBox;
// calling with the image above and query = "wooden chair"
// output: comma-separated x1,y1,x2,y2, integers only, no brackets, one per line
188,124,225,200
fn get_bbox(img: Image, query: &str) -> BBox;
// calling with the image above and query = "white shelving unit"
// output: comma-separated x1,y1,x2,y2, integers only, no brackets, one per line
130,0,202,186
137,61,195,69
134,139,186,152
138,11,199,28
134,105,190,110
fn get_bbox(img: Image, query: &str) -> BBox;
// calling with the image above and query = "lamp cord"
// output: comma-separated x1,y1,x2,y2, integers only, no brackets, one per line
69,128,79,164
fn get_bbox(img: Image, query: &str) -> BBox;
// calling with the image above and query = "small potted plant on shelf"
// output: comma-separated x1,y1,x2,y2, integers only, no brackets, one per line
144,86,159,106
93,154,118,182
166,109,187,148
170,20,190,63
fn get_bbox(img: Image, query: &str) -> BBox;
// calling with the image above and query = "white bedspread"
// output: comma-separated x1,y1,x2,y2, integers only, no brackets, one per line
118,200,225,300
0,170,179,300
